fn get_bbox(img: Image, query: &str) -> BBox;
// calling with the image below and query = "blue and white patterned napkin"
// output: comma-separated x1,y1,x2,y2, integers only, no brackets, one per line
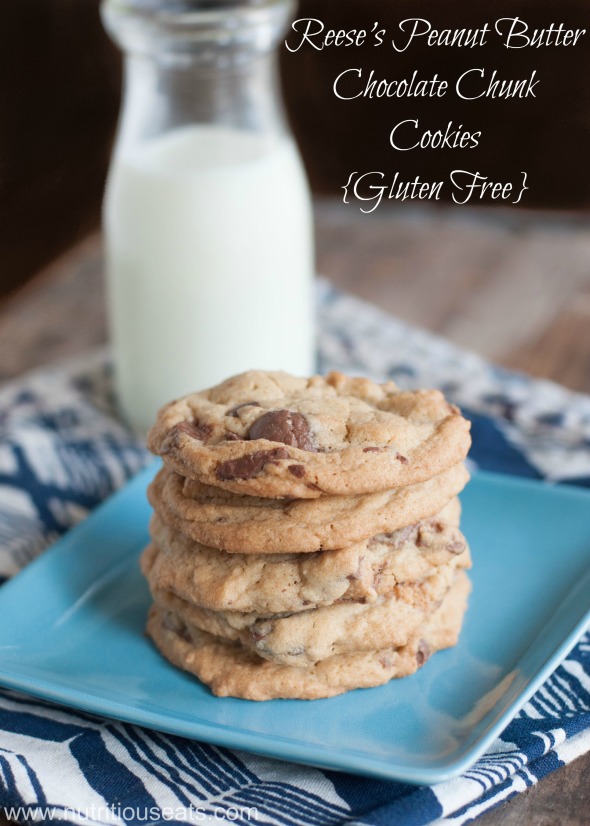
0,283,589,825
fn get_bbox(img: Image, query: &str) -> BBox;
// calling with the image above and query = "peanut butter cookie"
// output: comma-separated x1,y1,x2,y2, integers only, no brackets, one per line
148,370,471,499
142,499,469,614
145,571,471,700
148,462,469,553
149,562,464,667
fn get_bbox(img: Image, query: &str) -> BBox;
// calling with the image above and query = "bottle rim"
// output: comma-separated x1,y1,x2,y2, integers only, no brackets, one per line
101,0,295,57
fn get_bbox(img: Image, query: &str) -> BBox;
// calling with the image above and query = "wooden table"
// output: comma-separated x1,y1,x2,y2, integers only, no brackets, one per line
0,202,588,824
2,203,590,392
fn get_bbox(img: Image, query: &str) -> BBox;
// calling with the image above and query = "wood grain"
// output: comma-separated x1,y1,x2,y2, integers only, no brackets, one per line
2,204,590,394
316,202,590,393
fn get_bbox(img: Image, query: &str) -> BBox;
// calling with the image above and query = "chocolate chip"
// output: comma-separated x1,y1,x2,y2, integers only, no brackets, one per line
172,420,213,443
446,540,466,554
399,525,419,545
286,646,305,657
363,446,381,453
163,612,191,642
227,401,261,417
372,561,386,590
373,524,417,549
248,409,316,452
251,619,275,644
288,464,305,478
396,453,409,464
216,448,290,480
416,640,431,666
347,554,366,582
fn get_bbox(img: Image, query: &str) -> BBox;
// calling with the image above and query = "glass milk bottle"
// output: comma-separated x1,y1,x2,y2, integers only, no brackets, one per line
101,0,315,433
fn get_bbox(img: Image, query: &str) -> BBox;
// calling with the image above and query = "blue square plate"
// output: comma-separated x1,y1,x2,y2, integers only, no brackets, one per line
0,464,589,785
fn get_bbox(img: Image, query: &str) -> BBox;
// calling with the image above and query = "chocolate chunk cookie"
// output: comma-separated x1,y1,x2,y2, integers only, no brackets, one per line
148,462,469,553
142,499,470,615
145,570,471,700
148,561,463,667
147,370,471,499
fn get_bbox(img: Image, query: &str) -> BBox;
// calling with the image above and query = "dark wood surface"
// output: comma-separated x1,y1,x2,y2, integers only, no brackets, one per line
2,203,589,392
2,0,590,301
0,202,589,824
0,0,120,297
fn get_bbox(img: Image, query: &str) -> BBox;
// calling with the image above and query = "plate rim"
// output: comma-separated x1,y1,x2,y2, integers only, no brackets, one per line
0,465,589,785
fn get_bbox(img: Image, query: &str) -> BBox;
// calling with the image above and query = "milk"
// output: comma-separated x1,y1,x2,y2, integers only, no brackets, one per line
104,125,315,432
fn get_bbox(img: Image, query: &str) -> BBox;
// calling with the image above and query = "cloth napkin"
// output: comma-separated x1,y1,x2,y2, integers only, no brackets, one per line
1,282,589,826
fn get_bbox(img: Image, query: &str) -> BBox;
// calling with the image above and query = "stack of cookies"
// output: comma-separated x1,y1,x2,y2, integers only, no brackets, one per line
142,370,472,700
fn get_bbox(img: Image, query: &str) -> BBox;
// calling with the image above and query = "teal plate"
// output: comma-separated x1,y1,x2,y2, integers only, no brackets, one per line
0,464,589,785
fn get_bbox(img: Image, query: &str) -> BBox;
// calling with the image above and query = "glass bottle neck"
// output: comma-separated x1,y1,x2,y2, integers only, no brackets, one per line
101,1,294,64
102,0,294,154
117,50,288,155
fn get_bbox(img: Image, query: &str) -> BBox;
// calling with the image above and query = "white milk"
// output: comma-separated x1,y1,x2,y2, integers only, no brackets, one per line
104,125,315,432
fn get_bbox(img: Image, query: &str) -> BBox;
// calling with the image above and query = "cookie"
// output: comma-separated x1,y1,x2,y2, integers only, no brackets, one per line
147,370,471,499
148,462,469,553
146,571,471,700
142,499,470,615
148,561,463,667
